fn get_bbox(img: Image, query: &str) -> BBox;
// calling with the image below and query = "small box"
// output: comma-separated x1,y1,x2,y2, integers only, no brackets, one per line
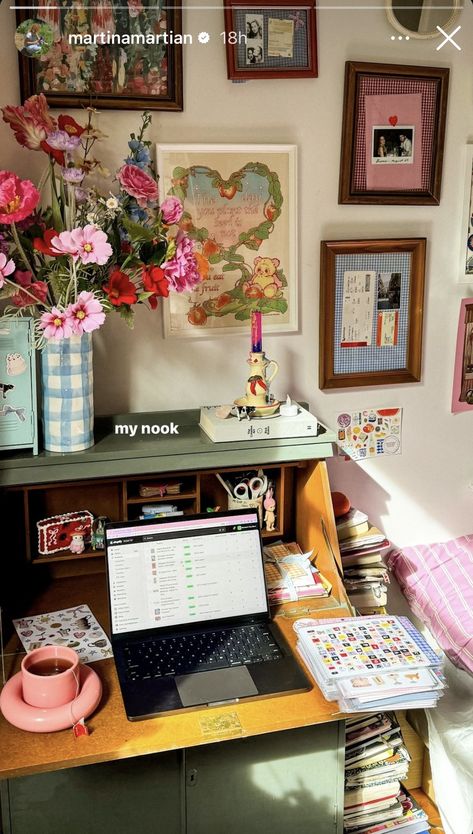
37,511,94,556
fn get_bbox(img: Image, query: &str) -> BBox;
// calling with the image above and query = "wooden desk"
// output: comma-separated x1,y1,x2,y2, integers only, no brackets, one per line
0,411,348,834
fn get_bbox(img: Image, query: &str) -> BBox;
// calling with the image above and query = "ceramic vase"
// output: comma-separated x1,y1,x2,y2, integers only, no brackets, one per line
41,334,94,452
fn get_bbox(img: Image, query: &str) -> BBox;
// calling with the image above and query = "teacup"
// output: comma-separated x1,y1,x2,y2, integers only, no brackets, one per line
21,646,80,709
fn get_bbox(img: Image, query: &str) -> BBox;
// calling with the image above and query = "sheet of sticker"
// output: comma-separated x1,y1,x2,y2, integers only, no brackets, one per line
295,616,440,681
335,407,402,460
13,604,113,664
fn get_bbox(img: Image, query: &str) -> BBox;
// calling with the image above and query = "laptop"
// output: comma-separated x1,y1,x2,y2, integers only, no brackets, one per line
105,509,311,720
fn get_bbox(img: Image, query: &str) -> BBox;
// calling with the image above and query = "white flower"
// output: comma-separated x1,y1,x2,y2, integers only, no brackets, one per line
86,212,96,223
106,197,119,210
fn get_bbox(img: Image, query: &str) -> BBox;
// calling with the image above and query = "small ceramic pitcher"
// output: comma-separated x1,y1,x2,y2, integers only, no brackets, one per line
245,352,279,407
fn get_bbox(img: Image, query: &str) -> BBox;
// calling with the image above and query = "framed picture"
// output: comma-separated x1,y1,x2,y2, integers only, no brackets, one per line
319,238,426,389
451,299,473,413
338,62,449,205
223,0,317,80
16,1,183,111
157,143,298,338
460,146,473,283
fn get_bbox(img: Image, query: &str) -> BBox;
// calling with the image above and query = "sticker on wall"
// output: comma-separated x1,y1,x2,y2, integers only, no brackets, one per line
0,382,15,398
0,404,26,422
6,353,27,376
335,408,402,460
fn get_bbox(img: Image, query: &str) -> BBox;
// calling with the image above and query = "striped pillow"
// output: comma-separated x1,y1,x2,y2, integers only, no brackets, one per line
387,535,473,676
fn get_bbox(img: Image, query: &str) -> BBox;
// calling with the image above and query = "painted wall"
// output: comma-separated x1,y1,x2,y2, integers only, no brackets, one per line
1,2,472,549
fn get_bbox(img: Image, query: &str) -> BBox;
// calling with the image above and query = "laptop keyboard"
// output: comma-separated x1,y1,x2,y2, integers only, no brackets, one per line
123,625,283,682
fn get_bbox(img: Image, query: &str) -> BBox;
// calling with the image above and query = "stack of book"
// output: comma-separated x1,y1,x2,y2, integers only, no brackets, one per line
139,504,184,519
344,713,431,833
263,542,331,605
296,615,444,713
336,507,390,612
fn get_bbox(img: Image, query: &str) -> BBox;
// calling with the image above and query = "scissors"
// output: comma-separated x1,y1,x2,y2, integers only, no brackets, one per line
233,474,268,500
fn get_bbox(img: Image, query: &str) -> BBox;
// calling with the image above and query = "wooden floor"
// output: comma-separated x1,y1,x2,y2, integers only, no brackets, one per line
410,788,444,833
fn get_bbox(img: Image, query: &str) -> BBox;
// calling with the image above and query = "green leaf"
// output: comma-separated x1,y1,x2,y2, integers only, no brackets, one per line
244,240,260,251
138,291,154,301
208,252,223,264
122,216,156,243
235,308,252,321
119,306,135,328
172,166,188,178
169,185,186,202
222,263,239,272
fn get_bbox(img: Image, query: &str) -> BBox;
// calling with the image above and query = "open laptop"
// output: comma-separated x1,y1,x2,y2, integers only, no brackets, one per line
105,509,311,720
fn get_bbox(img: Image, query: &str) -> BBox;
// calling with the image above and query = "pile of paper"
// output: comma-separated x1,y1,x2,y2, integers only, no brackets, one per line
296,615,444,712
336,507,390,612
344,714,430,833
263,542,331,605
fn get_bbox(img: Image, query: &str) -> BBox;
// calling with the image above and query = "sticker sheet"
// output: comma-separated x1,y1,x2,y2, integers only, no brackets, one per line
296,616,440,681
335,408,402,460
13,604,113,664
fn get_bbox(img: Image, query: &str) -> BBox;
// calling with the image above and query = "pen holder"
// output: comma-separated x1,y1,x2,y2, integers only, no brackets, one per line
227,494,263,527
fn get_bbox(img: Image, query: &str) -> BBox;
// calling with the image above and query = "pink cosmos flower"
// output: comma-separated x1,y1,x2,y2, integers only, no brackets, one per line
0,252,16,288
160,196,183,225
2,94,56,150
67,291,106,334
46,130,81,152
163,232,201,293
117,164,159,207
50,225,113,265
0,171,40,224
39,307,73,340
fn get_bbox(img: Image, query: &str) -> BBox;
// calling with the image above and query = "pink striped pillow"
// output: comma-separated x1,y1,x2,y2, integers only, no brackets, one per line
387,535,473,676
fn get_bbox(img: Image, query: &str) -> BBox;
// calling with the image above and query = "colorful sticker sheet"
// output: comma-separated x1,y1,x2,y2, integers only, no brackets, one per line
335,408,402,460
296,616,440,681
13,604,113,664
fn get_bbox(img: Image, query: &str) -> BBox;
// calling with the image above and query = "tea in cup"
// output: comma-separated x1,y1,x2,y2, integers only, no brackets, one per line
21,646,80,709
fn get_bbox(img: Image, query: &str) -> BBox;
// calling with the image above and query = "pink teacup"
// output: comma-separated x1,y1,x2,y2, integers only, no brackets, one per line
21,646,80,709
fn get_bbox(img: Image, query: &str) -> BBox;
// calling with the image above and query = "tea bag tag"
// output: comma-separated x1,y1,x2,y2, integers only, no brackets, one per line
72,717,89,738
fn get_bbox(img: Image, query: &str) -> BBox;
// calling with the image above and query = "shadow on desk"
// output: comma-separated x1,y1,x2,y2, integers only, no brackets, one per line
1,722,343,834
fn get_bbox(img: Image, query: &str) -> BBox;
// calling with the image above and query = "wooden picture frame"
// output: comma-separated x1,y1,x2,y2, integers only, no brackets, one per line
338,61,449,205
224,0,317,80
16,3,183,111
460,145,473,283
319,238,426,389
451,298,473,413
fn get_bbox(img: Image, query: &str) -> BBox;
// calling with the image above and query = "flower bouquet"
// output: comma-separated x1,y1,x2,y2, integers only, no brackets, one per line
0,95,206,451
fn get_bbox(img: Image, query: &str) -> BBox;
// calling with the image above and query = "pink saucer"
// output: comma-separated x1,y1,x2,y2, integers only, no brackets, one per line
0,664,102,733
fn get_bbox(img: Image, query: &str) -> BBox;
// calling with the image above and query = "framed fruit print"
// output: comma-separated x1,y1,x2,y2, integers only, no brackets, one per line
319,238,426,389
157,144,298,337
16,1,183,111
338,62,449,205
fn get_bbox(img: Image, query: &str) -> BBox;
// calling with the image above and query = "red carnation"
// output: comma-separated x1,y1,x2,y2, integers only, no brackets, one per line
103,269,138,306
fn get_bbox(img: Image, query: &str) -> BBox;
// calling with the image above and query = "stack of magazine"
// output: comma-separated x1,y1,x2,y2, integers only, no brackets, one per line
336,507,391,612
344,714,431,833
295,615,444,712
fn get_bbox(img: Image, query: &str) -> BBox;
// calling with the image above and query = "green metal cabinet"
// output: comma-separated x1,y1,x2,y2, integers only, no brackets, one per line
1,723,344,834
0,318,37,456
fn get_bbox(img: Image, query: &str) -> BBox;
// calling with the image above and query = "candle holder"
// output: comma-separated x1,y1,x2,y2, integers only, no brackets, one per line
234,350,280,417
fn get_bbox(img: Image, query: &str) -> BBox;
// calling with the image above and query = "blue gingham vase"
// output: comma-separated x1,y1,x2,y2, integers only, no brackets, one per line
41,334,94,452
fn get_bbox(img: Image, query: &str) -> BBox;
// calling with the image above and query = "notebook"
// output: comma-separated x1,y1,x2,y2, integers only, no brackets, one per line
105,509,311,720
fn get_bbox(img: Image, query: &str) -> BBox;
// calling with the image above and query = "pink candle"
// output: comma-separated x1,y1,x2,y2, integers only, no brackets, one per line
251,310,262,353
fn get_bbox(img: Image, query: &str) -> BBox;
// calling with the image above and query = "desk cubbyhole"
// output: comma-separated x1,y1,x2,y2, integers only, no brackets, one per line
126,473,197,505
126,497,198,521
27,480,122,564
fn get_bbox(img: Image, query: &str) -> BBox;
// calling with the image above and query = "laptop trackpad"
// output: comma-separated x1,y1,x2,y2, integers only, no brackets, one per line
176,667,258,707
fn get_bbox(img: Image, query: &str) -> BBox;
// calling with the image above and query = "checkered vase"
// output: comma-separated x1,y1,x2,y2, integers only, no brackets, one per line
41,334,94,452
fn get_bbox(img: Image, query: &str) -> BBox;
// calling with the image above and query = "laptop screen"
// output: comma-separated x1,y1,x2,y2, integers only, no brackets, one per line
105,511,268,636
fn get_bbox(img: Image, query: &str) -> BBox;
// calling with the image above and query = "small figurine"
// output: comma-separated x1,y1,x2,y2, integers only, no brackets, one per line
69,526,86,555
91,516,107,550
264,487,276,532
